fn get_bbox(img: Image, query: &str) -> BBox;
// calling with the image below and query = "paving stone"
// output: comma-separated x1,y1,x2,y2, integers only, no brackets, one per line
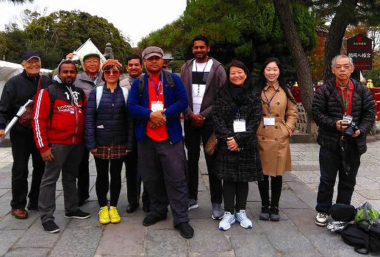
278,188,310,209
0,230,24,256
304,230,365,257
95,222,144,256
49,227,102,257
257,219,314,252
282,209,321,233
246,182,261,202
189,219,231,253
0,210,39,230
356,189,380,200
282,250,323,257
286,179,317,209
4,247,49,257
230,232,278,257
189,251,235,257
144,230,188,257
0,172,11,189
0,188,9,197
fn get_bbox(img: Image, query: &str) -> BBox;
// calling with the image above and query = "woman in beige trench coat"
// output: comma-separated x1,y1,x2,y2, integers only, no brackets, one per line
256,57,298,221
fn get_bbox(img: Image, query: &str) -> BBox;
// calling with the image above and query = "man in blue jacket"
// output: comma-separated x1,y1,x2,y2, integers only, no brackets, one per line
128,46,193,239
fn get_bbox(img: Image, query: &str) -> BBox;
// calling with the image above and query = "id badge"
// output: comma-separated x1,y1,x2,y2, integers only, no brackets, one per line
263,116,275,126
343,115,353,123
233,119,246,133
151,101,164,112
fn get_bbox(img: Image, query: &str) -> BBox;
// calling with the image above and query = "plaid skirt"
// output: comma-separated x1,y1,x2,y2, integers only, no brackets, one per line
92,144,128,160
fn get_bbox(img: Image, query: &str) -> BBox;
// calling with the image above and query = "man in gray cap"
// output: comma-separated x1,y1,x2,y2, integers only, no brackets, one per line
128,46,193,239
0,51,51,219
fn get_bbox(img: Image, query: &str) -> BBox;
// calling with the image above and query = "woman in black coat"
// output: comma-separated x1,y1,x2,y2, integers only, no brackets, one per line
85,59,133,225
212,60,263,231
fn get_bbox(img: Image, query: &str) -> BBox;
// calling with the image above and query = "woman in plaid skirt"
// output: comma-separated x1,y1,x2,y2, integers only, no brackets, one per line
85,59,134,225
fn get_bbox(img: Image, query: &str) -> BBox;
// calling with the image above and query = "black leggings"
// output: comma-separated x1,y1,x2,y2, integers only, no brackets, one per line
258,175,282,208
94,157,123,207
223,180,249,213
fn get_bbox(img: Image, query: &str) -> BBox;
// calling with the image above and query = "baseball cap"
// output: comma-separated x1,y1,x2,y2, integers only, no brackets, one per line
22,51,41,62
142,46,164,59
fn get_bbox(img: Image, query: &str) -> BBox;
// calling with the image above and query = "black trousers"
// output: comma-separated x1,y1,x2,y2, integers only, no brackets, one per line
138,138,188,226
223,180,249,213
94,157,123,207
77,147,90,202
124,150,150,206
258,175,283,208
184,120,222,204
316,146,360,213
10,129,44,209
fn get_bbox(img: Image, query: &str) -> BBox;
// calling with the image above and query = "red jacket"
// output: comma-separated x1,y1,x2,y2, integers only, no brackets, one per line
32,81,86,153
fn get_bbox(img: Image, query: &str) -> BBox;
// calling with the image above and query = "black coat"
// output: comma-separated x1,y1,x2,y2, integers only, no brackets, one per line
0,70,51,132
212,83,263,182
85,85,134,150
312,78,375,155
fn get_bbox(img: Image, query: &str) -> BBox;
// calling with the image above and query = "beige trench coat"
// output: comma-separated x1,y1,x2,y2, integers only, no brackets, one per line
256,84,298,176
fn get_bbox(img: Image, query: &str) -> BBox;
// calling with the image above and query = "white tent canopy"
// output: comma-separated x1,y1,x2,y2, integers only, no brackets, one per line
71,38,106,63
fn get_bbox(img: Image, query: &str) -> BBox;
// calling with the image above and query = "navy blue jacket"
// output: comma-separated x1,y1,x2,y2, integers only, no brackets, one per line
85,85,134,150
127,72,188,143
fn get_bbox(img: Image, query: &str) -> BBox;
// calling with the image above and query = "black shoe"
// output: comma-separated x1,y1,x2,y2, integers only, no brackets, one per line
27,201,39,211
65,209,91,219
126,203,139,213
42,220,60,233
259,206,270,221
142,203,150,213
175,222,194,239
270,207,280,221
143,214,167,226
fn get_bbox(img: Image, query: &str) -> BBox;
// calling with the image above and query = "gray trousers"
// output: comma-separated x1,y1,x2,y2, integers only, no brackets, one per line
39,144,83,223
138,138,189,226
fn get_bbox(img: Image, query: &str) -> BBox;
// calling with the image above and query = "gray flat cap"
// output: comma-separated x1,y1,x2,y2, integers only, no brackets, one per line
142,46,164,59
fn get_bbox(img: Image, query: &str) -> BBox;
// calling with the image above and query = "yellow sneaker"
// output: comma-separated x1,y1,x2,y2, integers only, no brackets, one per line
98,206,110,224
109,206,121,224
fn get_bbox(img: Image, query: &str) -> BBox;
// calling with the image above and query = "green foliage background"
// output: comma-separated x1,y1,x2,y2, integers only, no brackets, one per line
139,0,317,81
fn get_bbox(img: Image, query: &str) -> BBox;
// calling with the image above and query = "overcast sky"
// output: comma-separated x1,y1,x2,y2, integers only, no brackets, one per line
0,0,187,47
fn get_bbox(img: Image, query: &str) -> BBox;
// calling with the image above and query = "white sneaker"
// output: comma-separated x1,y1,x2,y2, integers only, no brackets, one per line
315,212,329,227
235,210,252,229
188,199,199,211
218,212,236,231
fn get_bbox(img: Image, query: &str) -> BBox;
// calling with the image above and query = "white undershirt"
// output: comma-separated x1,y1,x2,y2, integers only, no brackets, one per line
191,59,213,114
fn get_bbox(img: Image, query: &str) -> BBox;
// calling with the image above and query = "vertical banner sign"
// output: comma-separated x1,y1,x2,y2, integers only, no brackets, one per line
347,34,373,70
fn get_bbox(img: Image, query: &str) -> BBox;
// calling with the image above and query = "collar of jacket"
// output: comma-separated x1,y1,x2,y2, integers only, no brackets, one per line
22,69,40,82
78,70,102,83
263,82,280,91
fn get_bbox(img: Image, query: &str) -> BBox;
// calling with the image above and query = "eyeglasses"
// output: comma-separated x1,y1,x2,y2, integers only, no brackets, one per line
104,70,120,75
61,70,77,74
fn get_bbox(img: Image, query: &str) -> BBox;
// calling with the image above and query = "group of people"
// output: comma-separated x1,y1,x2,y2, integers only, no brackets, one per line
0,34,375,240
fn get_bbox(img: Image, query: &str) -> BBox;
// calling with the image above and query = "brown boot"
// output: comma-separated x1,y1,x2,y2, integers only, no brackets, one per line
11,208,28,219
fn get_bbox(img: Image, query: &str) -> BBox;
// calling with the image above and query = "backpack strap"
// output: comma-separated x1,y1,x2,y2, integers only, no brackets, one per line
47,86,57,119
96,86,104,110
163,70,175,89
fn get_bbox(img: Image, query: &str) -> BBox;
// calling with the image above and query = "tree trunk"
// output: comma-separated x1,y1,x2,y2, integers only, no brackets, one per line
273,0,314,132
323,0,359,82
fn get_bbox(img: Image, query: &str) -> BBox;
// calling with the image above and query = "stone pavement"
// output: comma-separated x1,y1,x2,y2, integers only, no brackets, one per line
0,139,379,256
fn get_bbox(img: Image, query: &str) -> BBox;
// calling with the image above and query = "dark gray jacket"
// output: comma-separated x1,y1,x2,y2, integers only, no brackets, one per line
312,78,375,155
180,57,226,120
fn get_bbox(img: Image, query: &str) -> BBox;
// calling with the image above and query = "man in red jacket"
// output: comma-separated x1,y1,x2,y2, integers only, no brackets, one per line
32,60,90,233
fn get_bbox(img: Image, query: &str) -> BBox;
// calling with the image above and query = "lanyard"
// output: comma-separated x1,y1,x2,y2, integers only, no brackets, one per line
263,88,279,114
194,59,209,96
148,73,163,101
237,108,241,120
340,81,350,114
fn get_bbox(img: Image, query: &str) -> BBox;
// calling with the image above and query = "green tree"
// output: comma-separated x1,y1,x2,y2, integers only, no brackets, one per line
0,10,133,68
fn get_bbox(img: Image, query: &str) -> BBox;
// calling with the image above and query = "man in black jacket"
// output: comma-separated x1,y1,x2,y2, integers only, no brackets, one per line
0,51,51,219
312,55,375,227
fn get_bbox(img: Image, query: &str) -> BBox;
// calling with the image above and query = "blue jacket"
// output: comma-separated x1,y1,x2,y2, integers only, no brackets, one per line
85,85,134,150
127,72,188,143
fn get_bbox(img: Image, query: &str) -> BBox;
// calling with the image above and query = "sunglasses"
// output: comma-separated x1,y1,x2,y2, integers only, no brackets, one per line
104,70,120,75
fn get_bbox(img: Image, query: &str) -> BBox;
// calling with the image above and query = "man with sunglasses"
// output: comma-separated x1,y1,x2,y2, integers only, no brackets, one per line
33,59,90,233
0,51,51,219
128,46,193,239
73,53,105,206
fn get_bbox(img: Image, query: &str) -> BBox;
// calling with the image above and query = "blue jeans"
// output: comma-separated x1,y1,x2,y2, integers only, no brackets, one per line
315,146,360,213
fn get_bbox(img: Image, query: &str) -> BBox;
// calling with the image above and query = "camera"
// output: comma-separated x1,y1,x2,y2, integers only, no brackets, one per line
344,121,359,136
